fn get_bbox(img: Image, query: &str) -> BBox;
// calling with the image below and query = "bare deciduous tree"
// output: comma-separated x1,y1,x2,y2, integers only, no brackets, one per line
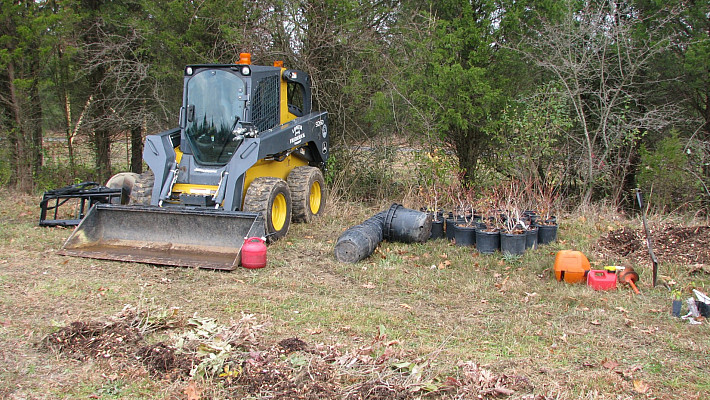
518,0,685,206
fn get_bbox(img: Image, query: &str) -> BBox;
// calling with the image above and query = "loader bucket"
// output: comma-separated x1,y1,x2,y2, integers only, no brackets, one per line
58,204,265,270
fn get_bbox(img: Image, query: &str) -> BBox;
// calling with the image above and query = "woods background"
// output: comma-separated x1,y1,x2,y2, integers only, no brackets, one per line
1,0,708,212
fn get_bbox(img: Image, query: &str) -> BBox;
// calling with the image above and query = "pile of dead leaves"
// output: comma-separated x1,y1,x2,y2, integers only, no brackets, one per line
596,225,710,271
43,320,143,362
41,309,531,399
42,305,196,378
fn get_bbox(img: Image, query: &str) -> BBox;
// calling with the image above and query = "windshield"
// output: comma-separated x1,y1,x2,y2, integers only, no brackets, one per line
185,70,246,165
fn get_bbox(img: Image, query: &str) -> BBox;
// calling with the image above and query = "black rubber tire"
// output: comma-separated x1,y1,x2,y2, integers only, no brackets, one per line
128,170,155,205
105,172,139,204
287,166,325,223
243,177,292,241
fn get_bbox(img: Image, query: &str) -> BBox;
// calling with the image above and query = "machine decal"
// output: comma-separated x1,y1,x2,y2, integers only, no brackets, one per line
290,125,305,145
315,119,327,139
194,168,220,173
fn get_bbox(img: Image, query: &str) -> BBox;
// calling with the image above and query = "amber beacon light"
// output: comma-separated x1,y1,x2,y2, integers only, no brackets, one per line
238,52,251,65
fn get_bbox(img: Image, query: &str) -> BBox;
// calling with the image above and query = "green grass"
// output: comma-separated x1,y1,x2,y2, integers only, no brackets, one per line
0,189,709,398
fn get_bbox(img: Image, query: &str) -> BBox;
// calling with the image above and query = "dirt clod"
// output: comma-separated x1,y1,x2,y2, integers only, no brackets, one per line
278,337,309,353
137,342,195,377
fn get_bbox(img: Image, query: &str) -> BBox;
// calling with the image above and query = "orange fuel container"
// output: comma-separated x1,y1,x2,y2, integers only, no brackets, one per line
554,250,591,283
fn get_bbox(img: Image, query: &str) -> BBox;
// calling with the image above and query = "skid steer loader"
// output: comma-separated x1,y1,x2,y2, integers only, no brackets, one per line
59,54,329,270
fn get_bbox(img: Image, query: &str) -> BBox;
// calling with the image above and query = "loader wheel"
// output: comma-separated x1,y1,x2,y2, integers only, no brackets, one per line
288,166,325,223
244,177,292,241
129,170,155,205
105,172,139,204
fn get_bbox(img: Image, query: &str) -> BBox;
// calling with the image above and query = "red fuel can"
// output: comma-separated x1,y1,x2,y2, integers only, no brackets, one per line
587,269,617,291
241,237,267,269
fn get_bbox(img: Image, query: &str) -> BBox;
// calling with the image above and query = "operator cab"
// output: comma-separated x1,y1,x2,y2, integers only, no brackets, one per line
179,57,312,168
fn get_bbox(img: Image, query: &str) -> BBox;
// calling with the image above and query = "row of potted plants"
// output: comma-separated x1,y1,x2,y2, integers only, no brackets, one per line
416,172,561,256
425,209,558,255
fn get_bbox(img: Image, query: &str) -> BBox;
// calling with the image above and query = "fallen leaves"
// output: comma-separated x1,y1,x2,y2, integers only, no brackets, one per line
633,379,650,394
522,292,537,303
494,276,510,292
602,359,619,370
184,380,201,400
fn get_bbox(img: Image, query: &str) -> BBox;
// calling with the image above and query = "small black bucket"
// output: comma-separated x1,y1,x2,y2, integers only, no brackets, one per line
454,224,476,246
536,223,558,245
500,232,526,256
526,227,538,249
445,218,457,241
475,228,500,254
384,204,432,243
429,218,445,240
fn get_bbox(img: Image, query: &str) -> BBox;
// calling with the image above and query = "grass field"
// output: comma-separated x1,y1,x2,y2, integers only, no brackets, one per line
1,189,709,399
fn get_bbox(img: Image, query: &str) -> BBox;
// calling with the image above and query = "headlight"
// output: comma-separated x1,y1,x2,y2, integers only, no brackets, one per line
241,66,251,76
185,67,193,76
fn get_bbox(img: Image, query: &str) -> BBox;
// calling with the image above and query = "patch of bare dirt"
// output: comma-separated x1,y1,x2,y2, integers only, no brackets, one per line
596,225,710,270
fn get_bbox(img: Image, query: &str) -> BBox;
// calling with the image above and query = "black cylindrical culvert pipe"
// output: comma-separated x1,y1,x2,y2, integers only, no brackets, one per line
333,211,386,264
334,204,432,263
384,204,433,243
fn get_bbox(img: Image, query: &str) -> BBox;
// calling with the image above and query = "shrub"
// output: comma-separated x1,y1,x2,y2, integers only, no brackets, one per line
638,133,700,212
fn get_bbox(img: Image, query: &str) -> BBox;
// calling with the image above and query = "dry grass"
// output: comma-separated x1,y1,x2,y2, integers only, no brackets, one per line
1,188,709,399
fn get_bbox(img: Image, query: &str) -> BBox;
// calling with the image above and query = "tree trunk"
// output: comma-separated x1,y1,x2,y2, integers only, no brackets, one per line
6,61,34,192
130,124,143,173
56,44,76,174
28,61,43,179
94,127,112,184
452,129,481,185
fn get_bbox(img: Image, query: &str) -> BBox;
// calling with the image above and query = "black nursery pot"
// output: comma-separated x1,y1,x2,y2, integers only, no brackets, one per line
500,231,526,256
475,228,500,254
453,224,476,246
429,218,445,240
445,216,466,241
445,218,457,241
526,226,538,250
536,223,558,245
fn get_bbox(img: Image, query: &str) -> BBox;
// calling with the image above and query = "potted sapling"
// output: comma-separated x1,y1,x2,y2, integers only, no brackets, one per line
452,186,477,247
475,190,503,254
499,182,528,256
532,171,560,245
671,289,683,317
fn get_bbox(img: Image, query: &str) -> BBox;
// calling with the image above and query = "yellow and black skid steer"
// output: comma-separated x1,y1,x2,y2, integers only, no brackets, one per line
60,54,329,270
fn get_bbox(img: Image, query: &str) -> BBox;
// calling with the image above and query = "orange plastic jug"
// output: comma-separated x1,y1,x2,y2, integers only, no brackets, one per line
554,250,590,283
